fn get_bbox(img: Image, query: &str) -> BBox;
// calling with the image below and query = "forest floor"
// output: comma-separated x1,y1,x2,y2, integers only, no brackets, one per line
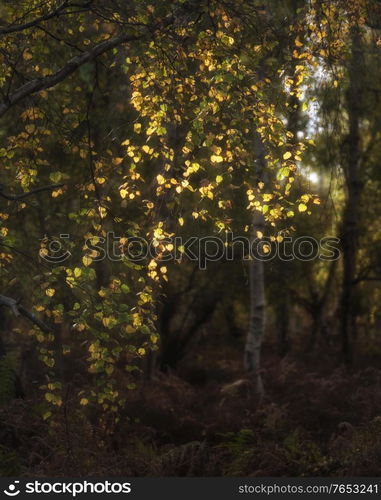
3,341,381,476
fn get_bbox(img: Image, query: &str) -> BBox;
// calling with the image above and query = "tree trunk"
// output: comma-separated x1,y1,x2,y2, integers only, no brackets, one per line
245,211,265,397
276,84,300,356
145,119,188,381
244,133,267,398
340,25,363,364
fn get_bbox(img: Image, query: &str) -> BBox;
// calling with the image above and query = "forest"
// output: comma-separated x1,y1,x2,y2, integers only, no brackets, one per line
1,0,381,478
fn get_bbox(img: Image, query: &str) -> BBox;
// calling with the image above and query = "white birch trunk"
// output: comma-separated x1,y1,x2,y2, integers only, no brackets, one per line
245,209,265,397
244,132,267,398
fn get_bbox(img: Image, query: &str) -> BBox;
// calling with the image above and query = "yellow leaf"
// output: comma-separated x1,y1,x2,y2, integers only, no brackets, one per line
82,255,92,267
178,217,184,226
74,267,82,278
23,50,33,61
45,288,55,297
25,124,35,134
298,203,307,212
80,398,89,406
283,152,292,160
102,317,113,328
134,123,141,133
52,189,63,198
211,155,223,163
138,348,146,356
157,174,165,185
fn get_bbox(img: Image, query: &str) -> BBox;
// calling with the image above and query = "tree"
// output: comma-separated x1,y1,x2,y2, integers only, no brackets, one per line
0,0,317,413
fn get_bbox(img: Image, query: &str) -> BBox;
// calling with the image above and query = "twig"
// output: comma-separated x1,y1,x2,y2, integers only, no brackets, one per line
0,183,64,200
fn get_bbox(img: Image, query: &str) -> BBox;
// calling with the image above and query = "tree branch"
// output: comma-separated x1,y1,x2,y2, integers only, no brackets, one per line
0,183,64,200
0,294,51,333
0,32,142,117
0,2,202,117
0,1,91,36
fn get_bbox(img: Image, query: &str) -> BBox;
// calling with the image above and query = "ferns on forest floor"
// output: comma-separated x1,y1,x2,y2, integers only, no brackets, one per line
216,429,256,476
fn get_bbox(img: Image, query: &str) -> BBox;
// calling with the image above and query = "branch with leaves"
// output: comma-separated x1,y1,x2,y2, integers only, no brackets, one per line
0,32,143,117
0,1,93,36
